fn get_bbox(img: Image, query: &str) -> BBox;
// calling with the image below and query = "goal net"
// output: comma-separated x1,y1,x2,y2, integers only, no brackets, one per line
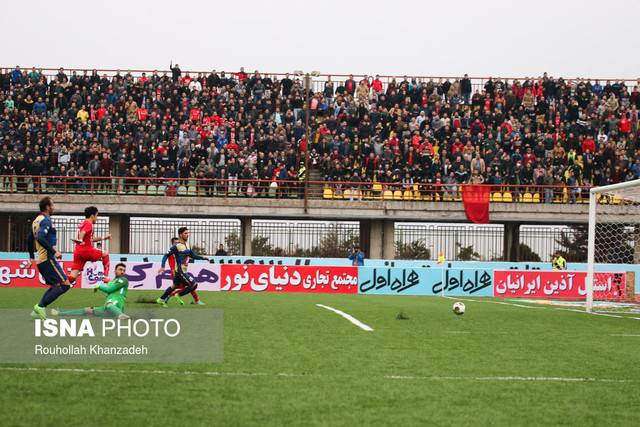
586,180,640,312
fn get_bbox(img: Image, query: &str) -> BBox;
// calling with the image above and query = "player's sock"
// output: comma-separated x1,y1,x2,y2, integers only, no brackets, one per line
38,287,56,308
178,285,195,297
159,286,173,301
190,291,200,303
169,287,185,304
102,253,110,277
106,305,125,317
58,308,89,316
39,285,70,308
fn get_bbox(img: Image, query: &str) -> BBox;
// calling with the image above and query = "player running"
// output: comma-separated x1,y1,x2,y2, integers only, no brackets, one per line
52,263,129,319
156,227,210,307
68,206,111,285
165,237,205,305
26,197,72,320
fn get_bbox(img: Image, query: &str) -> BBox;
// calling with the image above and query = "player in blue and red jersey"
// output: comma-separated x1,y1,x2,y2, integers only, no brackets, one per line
164,237,204,305
156,227,210,307
26,197,72,319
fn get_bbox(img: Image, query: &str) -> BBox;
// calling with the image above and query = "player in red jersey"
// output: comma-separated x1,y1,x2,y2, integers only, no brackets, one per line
165,237,204,305
68,206,111,285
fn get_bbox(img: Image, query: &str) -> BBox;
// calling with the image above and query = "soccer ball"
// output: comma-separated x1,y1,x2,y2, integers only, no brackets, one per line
452,302,465,315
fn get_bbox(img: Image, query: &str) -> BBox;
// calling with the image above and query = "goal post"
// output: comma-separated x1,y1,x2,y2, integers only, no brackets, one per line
586,180,640,312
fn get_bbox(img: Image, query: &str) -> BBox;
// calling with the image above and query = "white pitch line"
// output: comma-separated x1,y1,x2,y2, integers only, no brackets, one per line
315,304,374,331
443,331,511,335
596,311,640,315
0,366,306,378
384,375,631,383
556,308,640,321
0,367,631,383
610,334,640,337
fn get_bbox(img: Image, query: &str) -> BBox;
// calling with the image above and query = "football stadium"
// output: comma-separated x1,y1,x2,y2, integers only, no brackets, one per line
1,1,640,426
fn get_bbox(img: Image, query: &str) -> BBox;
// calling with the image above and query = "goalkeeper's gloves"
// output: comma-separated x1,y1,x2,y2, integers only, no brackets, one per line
93,285,101,293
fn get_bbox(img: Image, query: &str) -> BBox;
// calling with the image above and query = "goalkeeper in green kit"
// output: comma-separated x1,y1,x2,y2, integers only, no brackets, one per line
52,263,129,319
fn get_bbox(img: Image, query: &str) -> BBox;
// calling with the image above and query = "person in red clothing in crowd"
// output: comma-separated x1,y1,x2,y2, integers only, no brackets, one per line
582,135,596,154
166,237,204,305
470,118,486,135
619,112,631,134
189,106,202,122
371,75,383,97
420,138,434,156
226,139,239,154
522,146,537,166
95,102,107,120
235,67,248,82
180,73,192,87
451,138,464,154
137,105,148,121
317,123,330,140
68,206,111,285
411,131,422,149
387,133,400,155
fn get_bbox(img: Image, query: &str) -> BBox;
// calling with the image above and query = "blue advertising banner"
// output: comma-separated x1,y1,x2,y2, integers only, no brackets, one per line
358,267,493,296
2,252,640,295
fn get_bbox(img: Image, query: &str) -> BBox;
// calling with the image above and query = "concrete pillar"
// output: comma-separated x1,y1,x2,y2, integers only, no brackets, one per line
108,214,130,255
365,220,384,259
359,219,370,256
382,219,396,260
503,222,520,261
241,218,252,256
634,225,640,264
0,213,9,252
120,215,130,254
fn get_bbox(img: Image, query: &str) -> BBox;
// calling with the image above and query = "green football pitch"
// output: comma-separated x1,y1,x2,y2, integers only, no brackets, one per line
1,288,639,426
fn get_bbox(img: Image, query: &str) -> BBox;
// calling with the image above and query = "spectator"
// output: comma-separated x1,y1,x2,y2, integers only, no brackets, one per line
552,252,567,270
215,244,228,256
10,66,22,84
348,245,365,266
169,62,181,82
344,74,356,96
460,74,472,104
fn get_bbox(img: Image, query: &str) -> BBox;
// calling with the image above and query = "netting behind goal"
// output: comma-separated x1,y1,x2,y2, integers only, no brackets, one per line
586,180,640,311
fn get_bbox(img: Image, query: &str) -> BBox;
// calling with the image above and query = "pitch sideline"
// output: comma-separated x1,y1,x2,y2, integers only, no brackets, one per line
0,366,632,383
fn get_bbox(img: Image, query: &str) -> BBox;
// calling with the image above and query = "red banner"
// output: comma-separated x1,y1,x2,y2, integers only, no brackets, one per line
219,265,358,293
462,184,490,224
494,270,626,300
0,260,79,288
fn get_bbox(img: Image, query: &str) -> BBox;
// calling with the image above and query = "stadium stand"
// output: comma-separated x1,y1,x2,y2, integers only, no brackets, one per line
0,66,639,201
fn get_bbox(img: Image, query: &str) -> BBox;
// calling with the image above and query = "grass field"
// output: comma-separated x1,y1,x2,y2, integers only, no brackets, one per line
1,288,639,426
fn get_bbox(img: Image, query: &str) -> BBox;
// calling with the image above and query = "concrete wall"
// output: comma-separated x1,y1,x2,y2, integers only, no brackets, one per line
0,193,594,223
3,193,635,262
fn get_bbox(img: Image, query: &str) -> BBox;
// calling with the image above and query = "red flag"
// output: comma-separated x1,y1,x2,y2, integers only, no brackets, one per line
462,184,490,224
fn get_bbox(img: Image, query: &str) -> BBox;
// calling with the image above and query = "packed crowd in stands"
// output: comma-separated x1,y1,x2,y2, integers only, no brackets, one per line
0,65,639,202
